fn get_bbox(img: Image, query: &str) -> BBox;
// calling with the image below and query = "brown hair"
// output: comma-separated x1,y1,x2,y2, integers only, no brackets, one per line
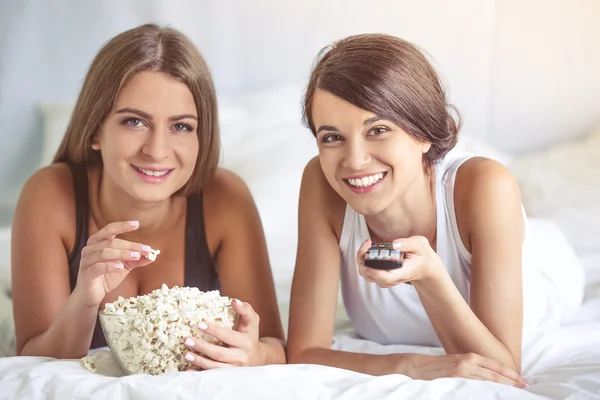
53,23,220,195
302,33,461,168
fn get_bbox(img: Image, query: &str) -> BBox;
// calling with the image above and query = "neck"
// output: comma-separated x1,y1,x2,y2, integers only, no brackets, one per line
94,169,180,236
364,168,437,246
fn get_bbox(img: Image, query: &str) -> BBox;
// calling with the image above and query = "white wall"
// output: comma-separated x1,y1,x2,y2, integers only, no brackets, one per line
0,0,598,223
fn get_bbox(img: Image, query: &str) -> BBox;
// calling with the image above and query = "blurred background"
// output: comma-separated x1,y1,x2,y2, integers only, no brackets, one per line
0,0,599,353
0,1,599,216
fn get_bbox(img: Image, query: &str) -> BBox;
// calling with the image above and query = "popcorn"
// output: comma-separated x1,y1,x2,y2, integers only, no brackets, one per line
145,248,160,262
99,284,236,375
81,354,97,372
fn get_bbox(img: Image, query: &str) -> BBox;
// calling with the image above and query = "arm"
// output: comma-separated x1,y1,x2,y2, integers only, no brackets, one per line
12,166,97,358
286,158,410,375
212,169,286,365
413,158,524,371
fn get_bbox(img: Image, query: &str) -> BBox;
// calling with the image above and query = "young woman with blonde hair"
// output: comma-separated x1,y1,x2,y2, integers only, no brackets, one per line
11,24,285,368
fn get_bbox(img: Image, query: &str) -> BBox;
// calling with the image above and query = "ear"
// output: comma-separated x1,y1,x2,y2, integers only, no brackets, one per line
422,142,432,154
91,136,100,150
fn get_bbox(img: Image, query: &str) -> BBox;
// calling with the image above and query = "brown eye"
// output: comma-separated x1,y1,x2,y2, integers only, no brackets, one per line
368,126,389,136
322,134,343,143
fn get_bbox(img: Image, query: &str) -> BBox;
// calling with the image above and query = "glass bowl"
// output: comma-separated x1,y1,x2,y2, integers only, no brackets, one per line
98,305,239,375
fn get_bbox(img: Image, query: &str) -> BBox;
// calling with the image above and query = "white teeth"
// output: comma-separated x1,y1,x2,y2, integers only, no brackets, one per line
347,173,384,188
137,167,170,177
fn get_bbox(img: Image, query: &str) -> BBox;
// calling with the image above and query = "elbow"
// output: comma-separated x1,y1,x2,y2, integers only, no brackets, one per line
285,349,303,365
285,345,308,365
18,336,86,360
286,345,322,365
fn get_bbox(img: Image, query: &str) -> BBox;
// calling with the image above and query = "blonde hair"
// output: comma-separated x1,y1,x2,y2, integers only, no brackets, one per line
53,23,220,195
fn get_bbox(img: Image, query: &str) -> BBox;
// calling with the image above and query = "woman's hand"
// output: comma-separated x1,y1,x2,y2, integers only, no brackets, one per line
183,299,266,369
74,220,155,308
357,236,443,288
406,353,528,388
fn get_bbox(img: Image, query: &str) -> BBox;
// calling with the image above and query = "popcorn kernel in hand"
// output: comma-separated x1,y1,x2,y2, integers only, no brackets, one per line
145,248,160,262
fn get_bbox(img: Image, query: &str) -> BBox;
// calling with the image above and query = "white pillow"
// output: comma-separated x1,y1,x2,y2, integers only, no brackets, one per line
509,125,600,255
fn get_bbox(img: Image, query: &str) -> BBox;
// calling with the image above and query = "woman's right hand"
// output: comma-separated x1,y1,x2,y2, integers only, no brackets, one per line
74,220,155,308
406,353,528,388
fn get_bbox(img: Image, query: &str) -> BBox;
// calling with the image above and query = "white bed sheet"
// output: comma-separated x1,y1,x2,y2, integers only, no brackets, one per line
0,328,599,400
1,245,599,400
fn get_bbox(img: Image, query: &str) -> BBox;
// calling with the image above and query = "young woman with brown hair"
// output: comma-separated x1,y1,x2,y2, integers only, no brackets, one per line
11,24,285,368
287,33,581,387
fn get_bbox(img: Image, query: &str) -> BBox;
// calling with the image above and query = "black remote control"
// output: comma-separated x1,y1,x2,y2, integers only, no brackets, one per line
363,243,403,270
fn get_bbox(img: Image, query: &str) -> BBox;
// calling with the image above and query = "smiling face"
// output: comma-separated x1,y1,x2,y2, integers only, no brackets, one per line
92,71,200,203
312,90,431,215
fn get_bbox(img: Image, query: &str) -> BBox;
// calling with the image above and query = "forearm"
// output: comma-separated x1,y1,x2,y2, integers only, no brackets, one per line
20,288,99,359
289,346,414,376
413,269,517,370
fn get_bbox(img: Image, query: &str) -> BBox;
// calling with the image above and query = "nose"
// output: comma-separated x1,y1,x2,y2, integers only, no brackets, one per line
342,137,371,170
141,129,170,162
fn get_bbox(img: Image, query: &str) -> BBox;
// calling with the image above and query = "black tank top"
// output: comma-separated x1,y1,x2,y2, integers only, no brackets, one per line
66,163,220,349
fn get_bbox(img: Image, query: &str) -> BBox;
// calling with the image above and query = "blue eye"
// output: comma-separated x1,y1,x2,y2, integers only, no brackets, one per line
123,118,145,128
173,123,193,132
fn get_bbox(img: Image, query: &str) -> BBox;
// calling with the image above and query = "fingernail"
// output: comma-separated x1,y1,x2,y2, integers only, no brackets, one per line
141,245,152,253
114,262,124,270
130,251,140,259
234,299,243,306
184,338,195,347
129,221,139,227
392,241,402,250
198,322,208,330
185,353,195,361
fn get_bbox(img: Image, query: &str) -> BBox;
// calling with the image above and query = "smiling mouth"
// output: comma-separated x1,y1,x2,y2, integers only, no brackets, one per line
132,165,174,177
343,172,387,188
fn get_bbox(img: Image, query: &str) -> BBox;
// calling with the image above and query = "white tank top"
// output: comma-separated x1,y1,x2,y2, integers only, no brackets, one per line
338,151,476,347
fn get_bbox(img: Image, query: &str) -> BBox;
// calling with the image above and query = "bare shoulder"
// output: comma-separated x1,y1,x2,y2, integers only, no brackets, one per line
301,156,339,201
300,156,346,237
201,168,261,246
453,157,523,250
202,167,255,211
15,163,76,229
454,157,521,203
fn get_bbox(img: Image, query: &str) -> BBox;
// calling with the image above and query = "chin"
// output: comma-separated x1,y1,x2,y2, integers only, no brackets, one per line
127,186,177,204
344,197,388,216
351,204,385,216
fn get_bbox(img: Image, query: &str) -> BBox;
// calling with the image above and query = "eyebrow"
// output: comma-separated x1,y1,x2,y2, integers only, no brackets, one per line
316,116,383,134
115,107,198,121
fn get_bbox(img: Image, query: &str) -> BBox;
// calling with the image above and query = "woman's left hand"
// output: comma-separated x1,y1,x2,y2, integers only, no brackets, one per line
357,236,444,288
183,299,264,369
